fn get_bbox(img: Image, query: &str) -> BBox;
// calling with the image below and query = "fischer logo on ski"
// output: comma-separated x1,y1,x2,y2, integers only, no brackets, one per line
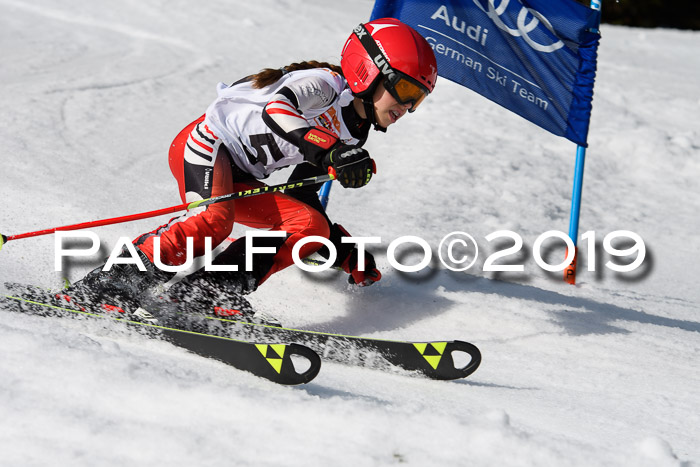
255,344,287,374
413,342,448,370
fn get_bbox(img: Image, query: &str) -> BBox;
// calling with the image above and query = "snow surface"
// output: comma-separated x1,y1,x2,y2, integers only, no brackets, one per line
1,0,699,465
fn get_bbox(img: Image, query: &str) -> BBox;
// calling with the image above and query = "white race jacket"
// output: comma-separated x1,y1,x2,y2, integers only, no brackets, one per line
204,68,363,179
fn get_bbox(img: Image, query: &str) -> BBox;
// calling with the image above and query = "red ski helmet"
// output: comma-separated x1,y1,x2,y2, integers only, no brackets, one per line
341,18,438,112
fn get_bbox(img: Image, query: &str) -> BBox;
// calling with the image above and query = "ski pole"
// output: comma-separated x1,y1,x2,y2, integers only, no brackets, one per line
0,169,336,250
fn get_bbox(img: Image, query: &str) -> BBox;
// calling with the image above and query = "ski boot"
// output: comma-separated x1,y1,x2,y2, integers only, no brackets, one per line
61,248,172,318
158,269,281,327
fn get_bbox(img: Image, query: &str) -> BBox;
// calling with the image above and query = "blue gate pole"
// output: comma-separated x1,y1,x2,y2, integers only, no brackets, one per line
564,145,587,284
568,145,587,244
564,0,602,284
318,180,333,210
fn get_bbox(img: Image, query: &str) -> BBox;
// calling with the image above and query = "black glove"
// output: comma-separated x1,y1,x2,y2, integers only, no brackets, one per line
315,224,382,287
342,248,382,287
323,145,376,188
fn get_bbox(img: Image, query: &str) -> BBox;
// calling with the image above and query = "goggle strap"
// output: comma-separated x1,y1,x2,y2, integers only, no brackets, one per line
353,23,399,85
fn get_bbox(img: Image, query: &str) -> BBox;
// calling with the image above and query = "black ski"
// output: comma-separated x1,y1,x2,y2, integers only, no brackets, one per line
1,284,320,386
3,282,481,381
208,315,482,380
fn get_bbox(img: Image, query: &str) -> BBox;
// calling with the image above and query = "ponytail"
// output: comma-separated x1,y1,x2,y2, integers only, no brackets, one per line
251,60,344,89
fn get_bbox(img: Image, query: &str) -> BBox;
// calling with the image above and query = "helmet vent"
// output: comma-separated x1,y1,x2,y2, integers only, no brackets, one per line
355,62,369,83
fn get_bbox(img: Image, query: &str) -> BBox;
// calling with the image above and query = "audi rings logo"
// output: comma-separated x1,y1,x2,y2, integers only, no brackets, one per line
472,0,564,53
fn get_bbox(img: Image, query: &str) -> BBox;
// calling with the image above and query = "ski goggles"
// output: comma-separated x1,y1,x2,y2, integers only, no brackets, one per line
382,71,429,112
353,23,430,112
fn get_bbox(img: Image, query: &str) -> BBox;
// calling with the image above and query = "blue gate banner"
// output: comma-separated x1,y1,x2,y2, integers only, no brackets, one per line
371,0,601,146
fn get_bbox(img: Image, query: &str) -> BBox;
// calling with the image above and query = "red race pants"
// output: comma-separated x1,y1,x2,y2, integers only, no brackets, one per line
136,116,329,285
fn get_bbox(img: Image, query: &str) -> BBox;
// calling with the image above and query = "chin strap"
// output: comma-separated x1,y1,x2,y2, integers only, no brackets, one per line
360,82,387,133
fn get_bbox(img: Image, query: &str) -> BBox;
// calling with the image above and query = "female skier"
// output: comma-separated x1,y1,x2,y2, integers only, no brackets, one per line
72,18,438,315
